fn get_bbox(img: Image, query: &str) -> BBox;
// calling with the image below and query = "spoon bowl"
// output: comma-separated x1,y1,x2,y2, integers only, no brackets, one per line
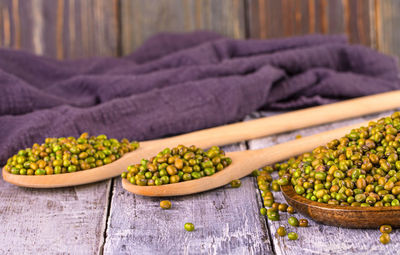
3,91,400,188
2,144,156,188
122,150,256,196
281,185,400,228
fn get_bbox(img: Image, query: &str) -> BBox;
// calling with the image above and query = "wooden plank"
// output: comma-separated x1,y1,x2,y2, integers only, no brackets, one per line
247,0,330,38
104,142,273,254
0,180,111,254
375,0,400,58
247,110,400,255
247,0,282,39
344,0,374,46
120,0,246,55
0,0,15,48
0,0,119,59
327,0,344,34
282,0,295,37
247,0,374,47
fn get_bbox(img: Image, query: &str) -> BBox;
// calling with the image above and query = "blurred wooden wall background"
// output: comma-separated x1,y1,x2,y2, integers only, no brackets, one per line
0,0,398,59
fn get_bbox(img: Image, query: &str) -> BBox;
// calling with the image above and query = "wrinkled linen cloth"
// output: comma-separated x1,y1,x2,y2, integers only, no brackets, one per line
0,31,399,165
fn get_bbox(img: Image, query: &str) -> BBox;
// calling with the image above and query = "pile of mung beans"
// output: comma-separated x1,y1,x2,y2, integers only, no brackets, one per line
256,111,400,244
278,112,400,208
121,145,232,186
3,133,139,175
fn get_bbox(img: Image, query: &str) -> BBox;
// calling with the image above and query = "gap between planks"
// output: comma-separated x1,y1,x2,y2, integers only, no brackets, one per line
99,178,115,255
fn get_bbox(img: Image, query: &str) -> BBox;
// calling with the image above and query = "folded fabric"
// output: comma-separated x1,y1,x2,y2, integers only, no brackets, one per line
0,31,399,165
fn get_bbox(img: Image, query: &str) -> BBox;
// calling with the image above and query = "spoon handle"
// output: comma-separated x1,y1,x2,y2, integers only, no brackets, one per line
159,91,400,149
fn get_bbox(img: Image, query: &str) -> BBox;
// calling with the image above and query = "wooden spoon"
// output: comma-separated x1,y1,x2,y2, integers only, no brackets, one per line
122,120,371,197
281,185,400,228
3,91,400,188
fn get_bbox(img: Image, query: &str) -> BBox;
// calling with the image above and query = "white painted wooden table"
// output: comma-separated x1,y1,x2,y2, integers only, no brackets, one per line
1,110,400,255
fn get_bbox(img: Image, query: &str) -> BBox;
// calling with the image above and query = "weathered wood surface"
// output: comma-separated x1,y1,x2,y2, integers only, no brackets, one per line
103,142,272,255
246,0,375,47
120,0,246,55
2,110,400,254
248,110,400,255
0,180,111,254
0,0,400,60
0,0,119,59
375,0,400,59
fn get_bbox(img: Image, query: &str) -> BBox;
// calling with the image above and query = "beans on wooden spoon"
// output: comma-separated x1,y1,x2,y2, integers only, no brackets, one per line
122,121,370,196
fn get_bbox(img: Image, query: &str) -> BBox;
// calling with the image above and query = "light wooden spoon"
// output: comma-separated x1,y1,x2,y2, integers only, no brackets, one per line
3,91,400,188
122,120,370,196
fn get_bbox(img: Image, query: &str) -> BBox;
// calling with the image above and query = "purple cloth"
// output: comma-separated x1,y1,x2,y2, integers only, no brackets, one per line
1,32,399,165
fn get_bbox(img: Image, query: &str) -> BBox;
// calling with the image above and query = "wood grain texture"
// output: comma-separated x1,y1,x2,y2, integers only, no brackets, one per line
247,110,400,255
120,0,246,55
0,0,119,59
375,0,400,58
0,180,111,254
344,0,374,46
104,143,273,254
0,0,399,59
247,0,374,47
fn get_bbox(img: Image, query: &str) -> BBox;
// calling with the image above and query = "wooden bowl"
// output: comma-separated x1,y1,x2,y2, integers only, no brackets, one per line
281,185,400,228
